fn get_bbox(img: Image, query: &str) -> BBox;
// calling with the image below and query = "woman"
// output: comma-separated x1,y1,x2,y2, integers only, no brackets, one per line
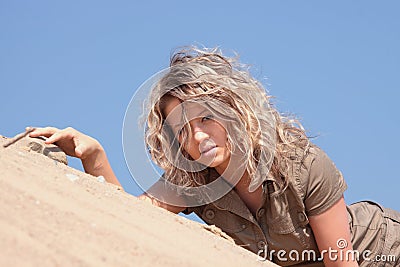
30,46,400,266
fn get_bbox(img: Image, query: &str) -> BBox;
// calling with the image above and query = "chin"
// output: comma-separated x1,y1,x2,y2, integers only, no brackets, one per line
207,158,228,168
196,159,221,168
196,153,230,169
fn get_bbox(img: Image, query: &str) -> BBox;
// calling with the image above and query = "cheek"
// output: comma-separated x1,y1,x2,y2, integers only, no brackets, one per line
217,126,228,144
181,138,200,158
188,143,200,156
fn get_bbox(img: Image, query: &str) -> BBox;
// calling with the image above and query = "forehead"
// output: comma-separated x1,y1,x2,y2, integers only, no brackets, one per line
163,97,210,124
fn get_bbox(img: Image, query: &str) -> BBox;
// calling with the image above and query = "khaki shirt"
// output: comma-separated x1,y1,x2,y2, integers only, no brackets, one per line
183,146,400,266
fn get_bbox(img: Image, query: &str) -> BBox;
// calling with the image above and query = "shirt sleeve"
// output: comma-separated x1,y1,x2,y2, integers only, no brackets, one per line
302,146,348,216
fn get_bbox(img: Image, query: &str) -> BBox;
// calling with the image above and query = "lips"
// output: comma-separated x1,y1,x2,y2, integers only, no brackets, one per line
200,143,216,154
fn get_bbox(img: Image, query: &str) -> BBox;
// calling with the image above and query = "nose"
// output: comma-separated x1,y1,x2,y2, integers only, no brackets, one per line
193,130,209,143
192,122,209,143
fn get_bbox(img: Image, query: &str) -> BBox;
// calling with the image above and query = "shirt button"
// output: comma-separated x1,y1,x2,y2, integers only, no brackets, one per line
205,209,215,220
241,224,247,230
257,208,265,217
257,240,267,250
298,212,306,222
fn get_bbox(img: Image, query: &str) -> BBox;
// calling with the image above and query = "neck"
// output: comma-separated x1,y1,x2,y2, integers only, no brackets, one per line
235,172,264,217
214,153,247,187
215,166,263,217
234,171,251,191
213,156,263,215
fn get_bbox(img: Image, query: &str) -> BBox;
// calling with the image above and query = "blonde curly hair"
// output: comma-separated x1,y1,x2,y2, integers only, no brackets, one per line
144,46,309,194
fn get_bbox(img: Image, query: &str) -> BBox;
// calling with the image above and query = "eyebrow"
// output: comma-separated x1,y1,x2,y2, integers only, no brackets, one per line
192,108,209,118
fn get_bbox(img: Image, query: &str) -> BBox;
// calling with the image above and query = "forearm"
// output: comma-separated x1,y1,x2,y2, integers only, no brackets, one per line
81,145,121,187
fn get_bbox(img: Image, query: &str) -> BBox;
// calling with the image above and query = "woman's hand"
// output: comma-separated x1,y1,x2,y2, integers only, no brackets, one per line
29,127,101,159
29,127,122,187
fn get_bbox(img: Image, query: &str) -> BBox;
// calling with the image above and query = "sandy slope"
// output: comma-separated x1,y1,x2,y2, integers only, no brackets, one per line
0,135,278,267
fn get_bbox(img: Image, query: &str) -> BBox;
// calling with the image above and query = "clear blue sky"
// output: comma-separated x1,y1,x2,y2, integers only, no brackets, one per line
1,1,399,223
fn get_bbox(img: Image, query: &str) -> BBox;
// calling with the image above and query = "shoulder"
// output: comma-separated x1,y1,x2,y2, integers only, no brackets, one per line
292,144,341,182
290,144,348,216
303,145,344,185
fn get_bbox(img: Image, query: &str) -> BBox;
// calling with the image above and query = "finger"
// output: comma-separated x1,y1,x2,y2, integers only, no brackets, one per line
75,143,85,158
75,142,95,159
29,127,59,138
45,131,69,144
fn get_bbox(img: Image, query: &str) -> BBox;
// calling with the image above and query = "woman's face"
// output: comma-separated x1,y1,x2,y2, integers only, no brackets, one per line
162,96,231,174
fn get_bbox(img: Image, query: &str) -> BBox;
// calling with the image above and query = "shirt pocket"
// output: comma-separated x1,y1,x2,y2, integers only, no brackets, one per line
201,206,246,233
267,191,315,251
267,192,296,234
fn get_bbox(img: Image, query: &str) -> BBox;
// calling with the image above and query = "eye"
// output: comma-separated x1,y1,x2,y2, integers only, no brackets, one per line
201,115,214,122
